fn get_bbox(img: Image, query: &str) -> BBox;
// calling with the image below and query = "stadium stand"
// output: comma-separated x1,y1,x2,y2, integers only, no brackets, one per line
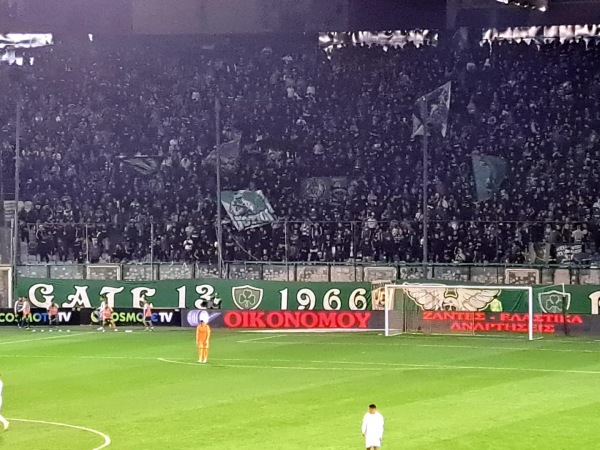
1,37,600,265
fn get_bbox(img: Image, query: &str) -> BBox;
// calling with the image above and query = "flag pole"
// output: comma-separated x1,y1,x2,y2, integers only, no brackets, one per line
420,99,429,275
0,129,4,228
215,97,224,279
284,218,289,281
12,97,21,305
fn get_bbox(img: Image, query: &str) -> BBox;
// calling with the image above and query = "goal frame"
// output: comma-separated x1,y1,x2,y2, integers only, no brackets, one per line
384,283,535,340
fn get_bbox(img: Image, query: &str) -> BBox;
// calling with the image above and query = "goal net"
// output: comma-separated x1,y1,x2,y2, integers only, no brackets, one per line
384,283,538,340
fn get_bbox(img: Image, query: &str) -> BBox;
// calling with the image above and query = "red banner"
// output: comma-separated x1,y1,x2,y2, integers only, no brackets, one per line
422,311,584,334
223,311,372,329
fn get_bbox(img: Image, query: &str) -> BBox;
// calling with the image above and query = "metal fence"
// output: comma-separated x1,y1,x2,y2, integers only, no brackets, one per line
13,261,600,285
0,265,11,308
13,219,597,266
0,221,13,265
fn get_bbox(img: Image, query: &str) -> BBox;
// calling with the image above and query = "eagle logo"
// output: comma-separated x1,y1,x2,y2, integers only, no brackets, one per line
403,286,500,311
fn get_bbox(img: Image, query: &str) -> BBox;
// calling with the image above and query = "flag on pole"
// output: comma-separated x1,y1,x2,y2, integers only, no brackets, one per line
471,154,509,201
118,156,160,175
411,81,452,138
204,135,241,172
221,190,276,231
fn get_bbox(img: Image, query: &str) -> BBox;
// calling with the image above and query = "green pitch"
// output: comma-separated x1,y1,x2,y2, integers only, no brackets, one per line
1,328,600,449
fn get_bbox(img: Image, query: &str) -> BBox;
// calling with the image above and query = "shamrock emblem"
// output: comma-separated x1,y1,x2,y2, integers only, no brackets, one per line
232,285,264,310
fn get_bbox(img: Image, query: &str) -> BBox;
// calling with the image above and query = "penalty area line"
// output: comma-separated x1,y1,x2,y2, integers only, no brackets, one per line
236,334,287,343
5,354,597,376
238,339,600,354
157,357,600,375
0,332,91,346
6,418,111,449
216,357,600,375
156,357,423,372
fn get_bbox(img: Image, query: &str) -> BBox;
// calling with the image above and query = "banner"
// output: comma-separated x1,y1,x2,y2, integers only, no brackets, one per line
301,177,348,203
181,308,600,336
472,154,508,201
556,244,584,262
19,278,600,316
204,136,241,172
18,278,372,311
182,310,385,330
221,190,275,231
0,308,180,326
417,311,591,336
88,308,181,327
183,310,223,327
377,284,600,315
412,82,451,138
0,308,82,326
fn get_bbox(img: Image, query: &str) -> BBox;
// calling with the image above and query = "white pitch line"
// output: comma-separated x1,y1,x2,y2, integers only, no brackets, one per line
236,334,286,343
157,357,600,375
217,357,600,374
0,332,90,346
156,357,423,371
0,354,156,361
400,363,600,375
235,339,600,354
4,353,600,375
7,418,111,449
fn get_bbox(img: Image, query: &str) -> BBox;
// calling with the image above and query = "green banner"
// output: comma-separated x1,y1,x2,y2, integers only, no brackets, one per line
472,154,508,201
221,190,276,231
17,278,372,311
388,285,600,314
17,279,600,315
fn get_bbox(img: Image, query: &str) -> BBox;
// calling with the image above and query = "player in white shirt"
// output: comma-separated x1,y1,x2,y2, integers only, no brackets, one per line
0,375,10,430
97,296,107,331
14,297,25,328
141,299,154,331
362,404,384,450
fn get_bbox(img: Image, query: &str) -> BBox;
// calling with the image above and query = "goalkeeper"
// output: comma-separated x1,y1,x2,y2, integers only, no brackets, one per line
195,318,211,363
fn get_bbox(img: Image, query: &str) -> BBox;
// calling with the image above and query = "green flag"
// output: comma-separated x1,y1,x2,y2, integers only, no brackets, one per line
471,154,508,201
221,190,276,231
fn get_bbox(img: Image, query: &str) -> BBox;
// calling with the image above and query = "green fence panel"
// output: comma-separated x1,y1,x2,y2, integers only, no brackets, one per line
17,278,600,314
18,278,372,310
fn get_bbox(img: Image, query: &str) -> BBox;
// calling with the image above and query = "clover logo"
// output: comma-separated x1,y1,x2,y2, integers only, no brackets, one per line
538,290,571,313
232,285,264,310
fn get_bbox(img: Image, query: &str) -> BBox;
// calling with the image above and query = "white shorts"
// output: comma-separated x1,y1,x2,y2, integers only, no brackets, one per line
365,435,382,448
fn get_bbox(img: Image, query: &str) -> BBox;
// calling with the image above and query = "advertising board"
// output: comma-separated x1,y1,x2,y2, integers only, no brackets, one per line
182,310,385,330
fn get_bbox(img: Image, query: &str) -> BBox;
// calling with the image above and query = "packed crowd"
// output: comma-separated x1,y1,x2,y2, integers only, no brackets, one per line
2,36,600,265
